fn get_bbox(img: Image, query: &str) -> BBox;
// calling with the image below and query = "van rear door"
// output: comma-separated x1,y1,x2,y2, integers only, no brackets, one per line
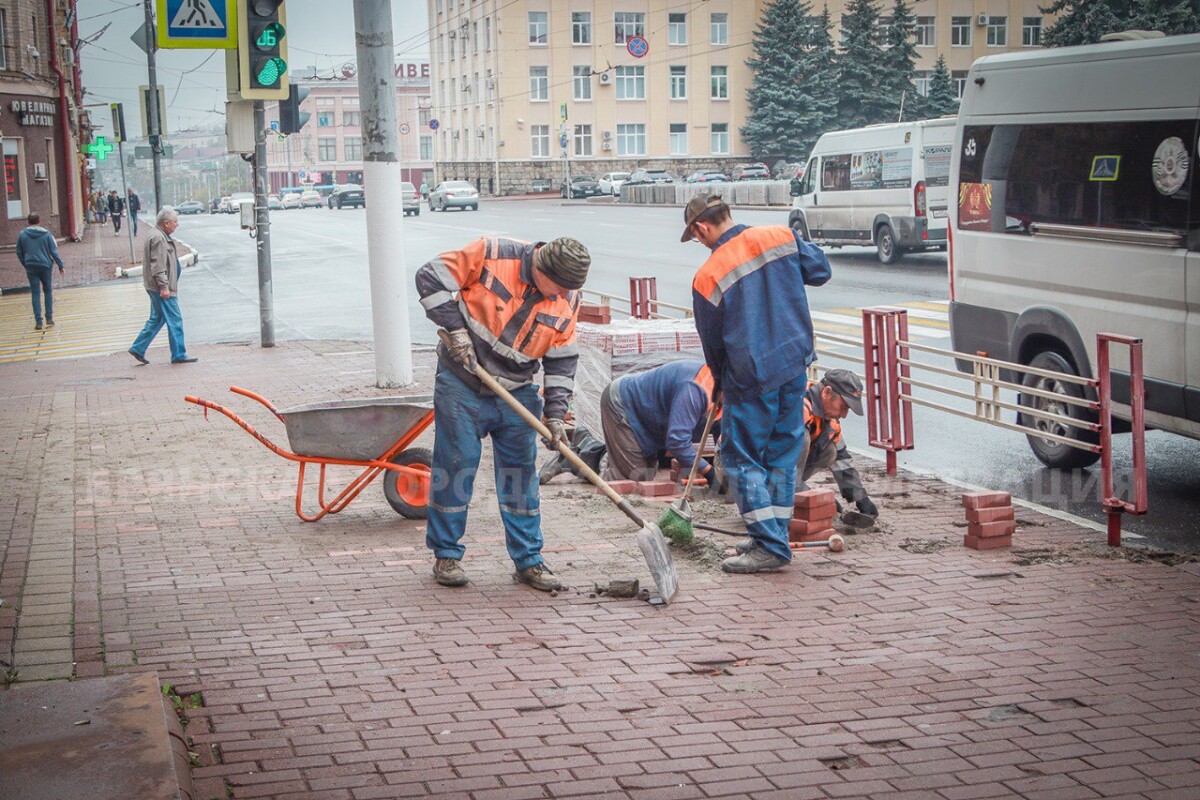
920,122,955,240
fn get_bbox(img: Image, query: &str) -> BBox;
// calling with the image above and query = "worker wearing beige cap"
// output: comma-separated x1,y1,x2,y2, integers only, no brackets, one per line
415,236,591,592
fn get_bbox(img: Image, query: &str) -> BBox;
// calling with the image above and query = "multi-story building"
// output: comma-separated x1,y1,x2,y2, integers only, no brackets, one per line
429,0,1053,196
0,0,88,244
265,61,434,193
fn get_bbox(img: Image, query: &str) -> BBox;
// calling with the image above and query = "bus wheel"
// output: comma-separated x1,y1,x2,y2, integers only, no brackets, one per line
1018,350,1101,469
875,224,902,264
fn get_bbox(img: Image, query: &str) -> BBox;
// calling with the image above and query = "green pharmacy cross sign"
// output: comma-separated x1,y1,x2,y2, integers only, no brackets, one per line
85,136,115,161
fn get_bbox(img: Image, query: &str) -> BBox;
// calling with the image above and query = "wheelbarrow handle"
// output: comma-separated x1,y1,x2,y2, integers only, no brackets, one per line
229,385,283,421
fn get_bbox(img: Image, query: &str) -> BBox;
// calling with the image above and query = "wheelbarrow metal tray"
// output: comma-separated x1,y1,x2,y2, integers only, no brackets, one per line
279,395,434,461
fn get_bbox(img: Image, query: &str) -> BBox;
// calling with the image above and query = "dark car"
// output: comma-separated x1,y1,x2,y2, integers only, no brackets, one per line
731,163,771,181
328,184,365,209
625,168,674,186
561,175,602,198
684,170,728,184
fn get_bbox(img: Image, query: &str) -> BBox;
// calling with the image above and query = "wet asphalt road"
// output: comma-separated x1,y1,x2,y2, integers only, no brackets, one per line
173,198,1200,552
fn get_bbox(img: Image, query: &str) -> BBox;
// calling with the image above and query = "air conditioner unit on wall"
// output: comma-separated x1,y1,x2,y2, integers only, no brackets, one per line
602,130,612,140
977,13,988,26
598,71,613,85
602,142,612,151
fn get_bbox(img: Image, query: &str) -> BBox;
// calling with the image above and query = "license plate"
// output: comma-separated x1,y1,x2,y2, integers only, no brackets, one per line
931,208,947,219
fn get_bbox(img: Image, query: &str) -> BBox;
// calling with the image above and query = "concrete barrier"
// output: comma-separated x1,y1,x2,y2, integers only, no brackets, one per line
617,180,790,207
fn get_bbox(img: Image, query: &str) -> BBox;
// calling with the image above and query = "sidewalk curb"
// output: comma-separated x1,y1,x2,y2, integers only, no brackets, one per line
1,284,31,295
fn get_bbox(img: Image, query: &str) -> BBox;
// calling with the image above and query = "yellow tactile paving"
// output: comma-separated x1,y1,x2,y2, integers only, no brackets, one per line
820,300,950,334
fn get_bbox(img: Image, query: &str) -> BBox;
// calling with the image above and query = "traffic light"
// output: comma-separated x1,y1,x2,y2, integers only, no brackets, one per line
238,0,289,100
278,83,310,134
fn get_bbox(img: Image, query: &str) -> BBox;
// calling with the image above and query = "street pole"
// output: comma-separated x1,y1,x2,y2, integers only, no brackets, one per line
253,101,276,347
285,134,292,190
354,0,412,387
142,0,163,212
116,141,136,263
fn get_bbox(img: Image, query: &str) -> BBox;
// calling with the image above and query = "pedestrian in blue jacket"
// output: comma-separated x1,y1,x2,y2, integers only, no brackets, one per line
685,195,831,573
16,213,65,330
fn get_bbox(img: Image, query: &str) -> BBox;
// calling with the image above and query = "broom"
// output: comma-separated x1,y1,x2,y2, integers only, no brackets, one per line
656,401,719,545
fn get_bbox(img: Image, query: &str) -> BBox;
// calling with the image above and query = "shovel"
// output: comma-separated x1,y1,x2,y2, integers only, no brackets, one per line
436,331,679,604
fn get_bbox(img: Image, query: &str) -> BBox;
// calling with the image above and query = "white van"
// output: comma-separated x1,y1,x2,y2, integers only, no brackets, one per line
948,33,1200,468
789,119,955,263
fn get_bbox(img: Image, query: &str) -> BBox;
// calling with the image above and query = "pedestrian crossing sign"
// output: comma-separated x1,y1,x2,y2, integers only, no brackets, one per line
157,0,237,49
1090,155,1121,182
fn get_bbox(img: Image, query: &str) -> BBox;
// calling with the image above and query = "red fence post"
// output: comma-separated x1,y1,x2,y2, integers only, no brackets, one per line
861,307,914,475
1097,333,1147,547
629,277,657,319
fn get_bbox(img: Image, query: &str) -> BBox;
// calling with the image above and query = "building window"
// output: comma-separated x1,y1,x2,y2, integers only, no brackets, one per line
419,107,431,126
614,12,645,44
953,70,968,97
710,66,728,99
616,123,646,156
574,124,592,156
318,138,337,161
449,33,455,59
0,11,7,70
987,16,1007,46
669,65,687,99
915,71,930,96
710,13,728,45
572,11,591,44
344,137,362,161
669,123,687,156
317,110,333,127
615,65,645,100
530,66,549,101
485,17,492,50
420,135,433,160
529,11,548,45
342,110,360,126
951,17,971,46
486,69,494,102
915,17,935,47
531,124,550,158
573,66,592,100
711,123,729,154
1022,17,1043,47
668,13,686,45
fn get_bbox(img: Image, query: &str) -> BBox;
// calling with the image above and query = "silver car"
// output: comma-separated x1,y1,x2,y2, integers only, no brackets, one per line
402,182,420,216
429,181,479,211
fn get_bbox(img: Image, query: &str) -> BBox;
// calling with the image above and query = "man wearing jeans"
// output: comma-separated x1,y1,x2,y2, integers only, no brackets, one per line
15,213,65,331
129,207,197,365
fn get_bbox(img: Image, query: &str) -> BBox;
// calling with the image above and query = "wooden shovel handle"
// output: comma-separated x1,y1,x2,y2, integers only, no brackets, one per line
682,402,719,504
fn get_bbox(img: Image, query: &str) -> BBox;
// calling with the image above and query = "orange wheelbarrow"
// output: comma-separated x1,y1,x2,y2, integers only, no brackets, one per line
185,386,435,522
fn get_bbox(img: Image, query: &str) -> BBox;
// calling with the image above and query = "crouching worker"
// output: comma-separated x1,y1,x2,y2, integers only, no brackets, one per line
415,236,591,591
600,359,719,483
800,369,878,518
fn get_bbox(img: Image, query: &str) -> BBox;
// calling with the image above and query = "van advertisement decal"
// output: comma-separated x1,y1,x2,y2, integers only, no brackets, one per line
849,148,912,190
958,182,992,231
923,145,952,188
1151,137,1189,196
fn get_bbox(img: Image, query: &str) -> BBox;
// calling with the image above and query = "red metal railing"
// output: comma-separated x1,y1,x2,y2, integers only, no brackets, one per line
629,277,659,320
861,307,914,476
1097,334,1148,545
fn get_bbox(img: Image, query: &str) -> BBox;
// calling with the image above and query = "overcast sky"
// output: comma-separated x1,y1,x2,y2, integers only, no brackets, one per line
80,0,430,136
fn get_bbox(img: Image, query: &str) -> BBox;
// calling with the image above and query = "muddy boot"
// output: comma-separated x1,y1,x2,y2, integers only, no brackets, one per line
433,558,469,587
734,537,756,555
721,546,789,574
537,452,571,485
514,563,562,592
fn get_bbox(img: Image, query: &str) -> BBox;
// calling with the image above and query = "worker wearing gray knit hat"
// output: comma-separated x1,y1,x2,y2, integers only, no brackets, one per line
414,234,591,594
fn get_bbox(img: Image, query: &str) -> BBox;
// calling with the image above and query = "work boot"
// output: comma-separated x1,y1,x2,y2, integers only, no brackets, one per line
433,558,469,587
514,563,562,592
734,537,756,555
537,452,571,485
721,545,789,574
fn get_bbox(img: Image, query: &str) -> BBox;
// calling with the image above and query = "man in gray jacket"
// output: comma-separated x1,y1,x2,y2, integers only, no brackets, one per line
16,213,65,330
128,207,196,364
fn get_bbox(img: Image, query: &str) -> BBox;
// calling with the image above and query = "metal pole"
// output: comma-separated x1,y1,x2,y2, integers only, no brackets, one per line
253,101,275,347
142,0,163,213
116,141,135,263
285,135,292,190
354,0,413,387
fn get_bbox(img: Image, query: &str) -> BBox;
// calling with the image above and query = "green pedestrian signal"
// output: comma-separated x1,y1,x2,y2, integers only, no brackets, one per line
237,0,289,100
256,56,287,87
255,22,283,50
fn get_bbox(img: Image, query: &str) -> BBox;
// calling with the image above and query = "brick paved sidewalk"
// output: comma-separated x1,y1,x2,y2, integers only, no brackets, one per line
2,341,1199,800
0,217,151,292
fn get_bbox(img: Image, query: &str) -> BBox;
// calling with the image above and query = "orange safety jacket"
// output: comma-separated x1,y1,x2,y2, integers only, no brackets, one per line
415,236,581,419
692,364,723,421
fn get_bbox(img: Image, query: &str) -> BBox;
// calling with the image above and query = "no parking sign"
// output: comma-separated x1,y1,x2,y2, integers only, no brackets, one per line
626,36,648,58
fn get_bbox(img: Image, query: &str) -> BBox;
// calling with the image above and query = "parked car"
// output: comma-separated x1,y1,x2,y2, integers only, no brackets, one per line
217,196,233,213
731,163,771,181
281,193,301,209
177,200,205,215
267,195,282,210
561,175,602,198
429,180,479,211
773,161,805,180
299,189,323,208
401,182,420,216
598,171,631,196
328,184,366,209
684,170,728,184
228,192,254,215
625,168,674,186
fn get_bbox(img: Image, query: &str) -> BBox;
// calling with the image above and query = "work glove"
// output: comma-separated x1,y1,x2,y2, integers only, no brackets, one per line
856,497,879,518
542,418,568,451
444,328,476,371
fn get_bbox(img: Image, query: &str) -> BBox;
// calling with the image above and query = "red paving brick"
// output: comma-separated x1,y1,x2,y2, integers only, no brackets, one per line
2,341,1199,799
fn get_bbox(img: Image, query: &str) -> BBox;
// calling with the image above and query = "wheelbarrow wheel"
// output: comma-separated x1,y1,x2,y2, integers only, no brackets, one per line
384,447,434,519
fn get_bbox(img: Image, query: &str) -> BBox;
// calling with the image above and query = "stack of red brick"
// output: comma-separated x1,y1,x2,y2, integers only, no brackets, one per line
789,488,837,548
600,479,674,498
962,491,1015,549
578,303,611,325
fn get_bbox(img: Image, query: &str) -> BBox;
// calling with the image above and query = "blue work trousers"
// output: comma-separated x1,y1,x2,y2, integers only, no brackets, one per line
426,364,546,570
25,266,54,323
130,291,188,362
720,374,810,561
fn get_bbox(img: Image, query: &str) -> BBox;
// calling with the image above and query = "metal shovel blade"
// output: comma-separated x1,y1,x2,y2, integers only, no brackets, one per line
636,521,679,604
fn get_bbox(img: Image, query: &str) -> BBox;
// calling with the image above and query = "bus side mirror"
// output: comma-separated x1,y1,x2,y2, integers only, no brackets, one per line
789,178,802,197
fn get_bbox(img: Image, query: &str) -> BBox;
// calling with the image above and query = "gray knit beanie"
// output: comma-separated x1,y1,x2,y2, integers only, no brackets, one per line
534,237,591,290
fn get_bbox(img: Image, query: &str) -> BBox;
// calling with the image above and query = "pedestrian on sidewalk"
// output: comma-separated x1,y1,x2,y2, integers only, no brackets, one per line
414,236,590,592
128,207,197,365
16,213,65,331
127,188,141,236
108,190,125,235
684,195,831,574
92,192,107,224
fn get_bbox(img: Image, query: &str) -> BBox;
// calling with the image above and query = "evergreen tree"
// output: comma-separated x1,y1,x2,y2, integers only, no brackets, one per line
880,0,920,122
1041,0,1200,47
922,55,958,118
800,5,841,149
836,0,892,129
